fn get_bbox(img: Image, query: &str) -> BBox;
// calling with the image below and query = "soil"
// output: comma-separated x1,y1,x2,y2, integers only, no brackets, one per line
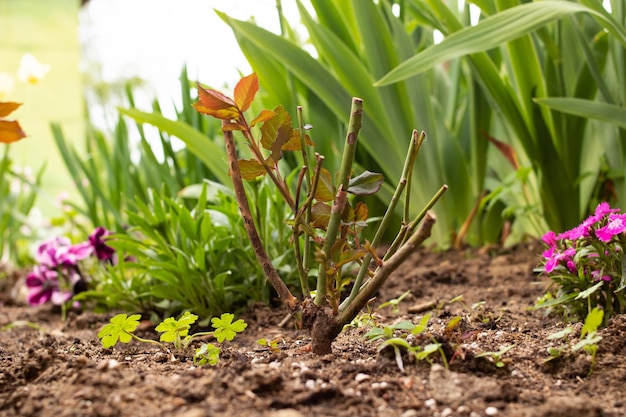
1,242,625,417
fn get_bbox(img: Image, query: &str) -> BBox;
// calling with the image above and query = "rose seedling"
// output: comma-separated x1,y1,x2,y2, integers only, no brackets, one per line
98,312,247,366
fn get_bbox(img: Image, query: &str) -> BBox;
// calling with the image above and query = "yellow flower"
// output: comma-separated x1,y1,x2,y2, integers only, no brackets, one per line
17,53,50,85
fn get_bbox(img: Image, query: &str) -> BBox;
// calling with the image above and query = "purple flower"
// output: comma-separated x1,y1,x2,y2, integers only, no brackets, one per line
541,231,556,247
35,236,71,268
543,246,577,273
25,266,71,305
595,213,626,242
35,237,92,268
591,270,612,282
89,227,115,262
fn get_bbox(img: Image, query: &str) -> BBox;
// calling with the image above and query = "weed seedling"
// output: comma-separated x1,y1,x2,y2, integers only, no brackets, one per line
97,312,247,366
544,307,603,374
475,345,515,368
364,313,447,371
378,290,411,314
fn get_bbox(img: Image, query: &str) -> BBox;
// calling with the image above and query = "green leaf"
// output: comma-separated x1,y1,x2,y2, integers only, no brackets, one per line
347,170,384,196
97,314,142,349
535,98,626,129
211,313,247,343
194,343,221,366
376,1,626,86
575,281,604,300
546,327,573,341
155,311,199,343
118,108,231,186
581,307,604,338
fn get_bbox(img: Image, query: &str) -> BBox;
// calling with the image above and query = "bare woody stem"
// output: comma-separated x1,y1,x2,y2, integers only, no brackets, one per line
336,211,437,326
314,98,363,306
222,121,299,311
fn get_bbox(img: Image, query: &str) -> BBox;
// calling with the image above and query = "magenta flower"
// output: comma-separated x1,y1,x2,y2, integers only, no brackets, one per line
35,237,92,268
591,270,612,282
543,246,577,273
595,213,626,242
541,231,556,247
25,266,71,305
89,227,115,262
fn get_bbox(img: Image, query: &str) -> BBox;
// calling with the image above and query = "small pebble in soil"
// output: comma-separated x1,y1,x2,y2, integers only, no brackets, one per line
441,407,453,417
401,410,419,417
96,358,119,371
425,398,437,408
485,406,498,415
354,373,370,383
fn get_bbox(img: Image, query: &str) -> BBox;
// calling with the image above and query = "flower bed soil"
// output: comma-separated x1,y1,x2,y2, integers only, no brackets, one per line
1,243,625,417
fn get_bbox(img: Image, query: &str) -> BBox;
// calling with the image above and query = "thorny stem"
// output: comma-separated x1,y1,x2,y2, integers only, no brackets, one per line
297,106,313,296
314,98,363,306
223,121,299,311
341,130,425,311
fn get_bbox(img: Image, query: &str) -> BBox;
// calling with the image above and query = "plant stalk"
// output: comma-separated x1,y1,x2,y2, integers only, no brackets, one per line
314,98,363,306
222,121,299,311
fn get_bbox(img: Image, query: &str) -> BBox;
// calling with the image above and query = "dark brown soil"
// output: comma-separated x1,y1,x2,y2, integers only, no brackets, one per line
1,243,625,417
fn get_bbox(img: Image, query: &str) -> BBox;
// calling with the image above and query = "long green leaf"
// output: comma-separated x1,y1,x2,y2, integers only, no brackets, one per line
376,1,626,86
535,97,626,129
118,108,231,186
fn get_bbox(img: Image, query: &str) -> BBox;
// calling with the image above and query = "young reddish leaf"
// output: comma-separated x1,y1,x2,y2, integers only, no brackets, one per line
222,122,246,131
347,170,384,196
269,123,292,163
195,83,239,120
234,73,258,113
311,202,331,228
354,201,369,222
314,168,335,202
250,109,276,128
0,120,26,143
0,101,22,118
483,130,520,170
281,129,315,151
237,158,268,181
260,106,291,150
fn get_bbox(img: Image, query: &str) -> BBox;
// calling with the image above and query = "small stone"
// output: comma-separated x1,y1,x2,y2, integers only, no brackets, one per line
441,408,453,417
177,409,204,417
304,379,316,390
96,359,119,371
401,410,419,417
485,406,498,416
425,398,437,408
268,409,305,417
355,373,370,383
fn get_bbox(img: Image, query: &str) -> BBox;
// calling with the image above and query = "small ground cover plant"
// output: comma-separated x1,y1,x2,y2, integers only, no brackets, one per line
364,314,446,372
194,73,446,354
535,202,626,324
98,311,247,366
545,307,604,374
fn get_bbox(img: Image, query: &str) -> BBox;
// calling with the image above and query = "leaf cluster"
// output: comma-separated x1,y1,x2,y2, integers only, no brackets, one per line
97,312,247,366
545,307,604,373
364,314,447,372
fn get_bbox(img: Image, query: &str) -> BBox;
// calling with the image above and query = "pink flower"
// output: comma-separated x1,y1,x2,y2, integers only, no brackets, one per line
543,247,577,273
25,266,71,305
595,213,626,242
591,270,612,282
89,227,115,262
541,231,556,247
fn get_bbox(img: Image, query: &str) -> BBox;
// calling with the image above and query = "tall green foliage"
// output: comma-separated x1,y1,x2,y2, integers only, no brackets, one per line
217,0,498,247
52,68,223,232
378,0,626,233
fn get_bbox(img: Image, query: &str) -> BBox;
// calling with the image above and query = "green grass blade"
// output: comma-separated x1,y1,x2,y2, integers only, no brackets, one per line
376,1,626,86
535,97,626,129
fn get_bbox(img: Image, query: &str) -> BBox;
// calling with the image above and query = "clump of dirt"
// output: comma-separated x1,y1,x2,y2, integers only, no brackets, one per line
1,243,624,417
